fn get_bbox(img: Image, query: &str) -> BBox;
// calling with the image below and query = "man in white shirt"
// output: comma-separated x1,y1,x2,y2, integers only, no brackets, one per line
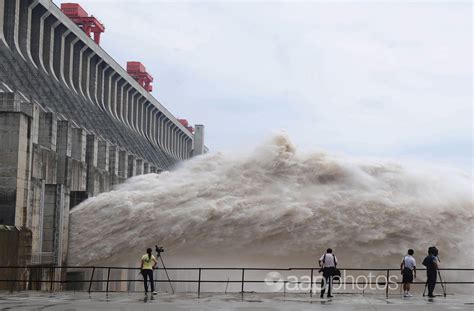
318,248,338,298
400,249,417,297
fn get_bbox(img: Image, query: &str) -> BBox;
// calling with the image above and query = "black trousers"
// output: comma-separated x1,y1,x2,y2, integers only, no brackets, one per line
320,267,335,296
427,270,437,297
142,269,155,292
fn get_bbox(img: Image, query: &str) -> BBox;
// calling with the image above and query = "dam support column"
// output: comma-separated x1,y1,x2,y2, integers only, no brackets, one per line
41,184,68,265
0,92,32,226
118,150,128,183
193,124,205,156
127,154,136,178
135,158,143,175
86,136,110,195
97,139,110,193
108,145,119,186
0,92,33,284
69,127,87,208
85,134,99,196
46,119,72,270
30,111,58,266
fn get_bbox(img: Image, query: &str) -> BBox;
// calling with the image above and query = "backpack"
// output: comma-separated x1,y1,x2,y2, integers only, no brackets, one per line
320,253,341,279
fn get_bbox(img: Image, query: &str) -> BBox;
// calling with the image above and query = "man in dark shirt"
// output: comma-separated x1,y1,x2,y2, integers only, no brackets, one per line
423,247,439,298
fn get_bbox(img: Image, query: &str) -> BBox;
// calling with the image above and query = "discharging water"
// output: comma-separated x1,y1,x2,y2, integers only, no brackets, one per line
68,133,473,271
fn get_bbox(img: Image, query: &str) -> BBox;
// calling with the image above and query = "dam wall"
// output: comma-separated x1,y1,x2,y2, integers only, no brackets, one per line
0,0,205,276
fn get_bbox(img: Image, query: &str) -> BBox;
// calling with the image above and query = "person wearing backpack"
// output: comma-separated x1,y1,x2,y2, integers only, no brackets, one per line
422,246,439,298
318,248,338,298
400,249,417,297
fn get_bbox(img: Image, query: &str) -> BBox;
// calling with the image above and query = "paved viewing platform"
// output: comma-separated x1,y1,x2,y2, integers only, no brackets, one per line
1,292,473,310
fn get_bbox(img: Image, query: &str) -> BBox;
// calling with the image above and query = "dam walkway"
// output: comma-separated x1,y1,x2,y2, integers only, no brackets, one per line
1,291,473,311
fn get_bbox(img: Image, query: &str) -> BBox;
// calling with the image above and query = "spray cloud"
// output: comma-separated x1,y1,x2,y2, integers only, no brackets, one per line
68,133,473,269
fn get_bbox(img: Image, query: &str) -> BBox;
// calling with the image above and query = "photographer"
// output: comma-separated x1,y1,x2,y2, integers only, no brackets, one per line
140,248,158,295
422,246,439,298
318,248,338,298
400,249,416,297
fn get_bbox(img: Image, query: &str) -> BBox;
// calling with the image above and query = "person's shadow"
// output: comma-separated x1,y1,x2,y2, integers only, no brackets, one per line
143,293,155,303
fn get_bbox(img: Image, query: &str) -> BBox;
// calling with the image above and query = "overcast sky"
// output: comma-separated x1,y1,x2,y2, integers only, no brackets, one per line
54,0,472,173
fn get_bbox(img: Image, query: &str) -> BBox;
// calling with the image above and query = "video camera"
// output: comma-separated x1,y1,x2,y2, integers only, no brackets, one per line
155,245,164,255
428,246,439,257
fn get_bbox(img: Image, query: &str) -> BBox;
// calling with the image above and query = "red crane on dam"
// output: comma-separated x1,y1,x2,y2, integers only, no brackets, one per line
178,119,195,133
61,3,154,92
127,61,154,92
60,3,105,45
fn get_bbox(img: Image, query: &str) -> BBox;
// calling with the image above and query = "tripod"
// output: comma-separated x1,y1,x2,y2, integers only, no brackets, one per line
437,264,447,297
155,246,175,294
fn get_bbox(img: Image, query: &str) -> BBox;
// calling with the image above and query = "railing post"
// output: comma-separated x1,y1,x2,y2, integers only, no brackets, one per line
58,266,62,291
241,268,245,295
127,268,130,293
50,266,55,293
197,268,202,298
106,268,111,294
310,268,314,297
40,267,44,291
385,269,389,298
9,267,15,292
88,267,96,293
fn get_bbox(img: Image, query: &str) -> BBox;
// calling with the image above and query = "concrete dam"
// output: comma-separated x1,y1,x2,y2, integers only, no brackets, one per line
0,0,205,285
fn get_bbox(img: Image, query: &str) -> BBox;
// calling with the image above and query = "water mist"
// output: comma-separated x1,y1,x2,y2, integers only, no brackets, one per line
68,133,473,275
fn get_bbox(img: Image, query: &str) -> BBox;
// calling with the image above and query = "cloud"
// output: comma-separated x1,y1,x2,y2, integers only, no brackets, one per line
53,0,472,172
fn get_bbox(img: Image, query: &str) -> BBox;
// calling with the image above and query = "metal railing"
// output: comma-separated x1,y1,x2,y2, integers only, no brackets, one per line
0,266,472,298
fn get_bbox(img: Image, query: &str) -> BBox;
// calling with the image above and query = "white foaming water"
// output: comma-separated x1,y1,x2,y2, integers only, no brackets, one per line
69,134,473,271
